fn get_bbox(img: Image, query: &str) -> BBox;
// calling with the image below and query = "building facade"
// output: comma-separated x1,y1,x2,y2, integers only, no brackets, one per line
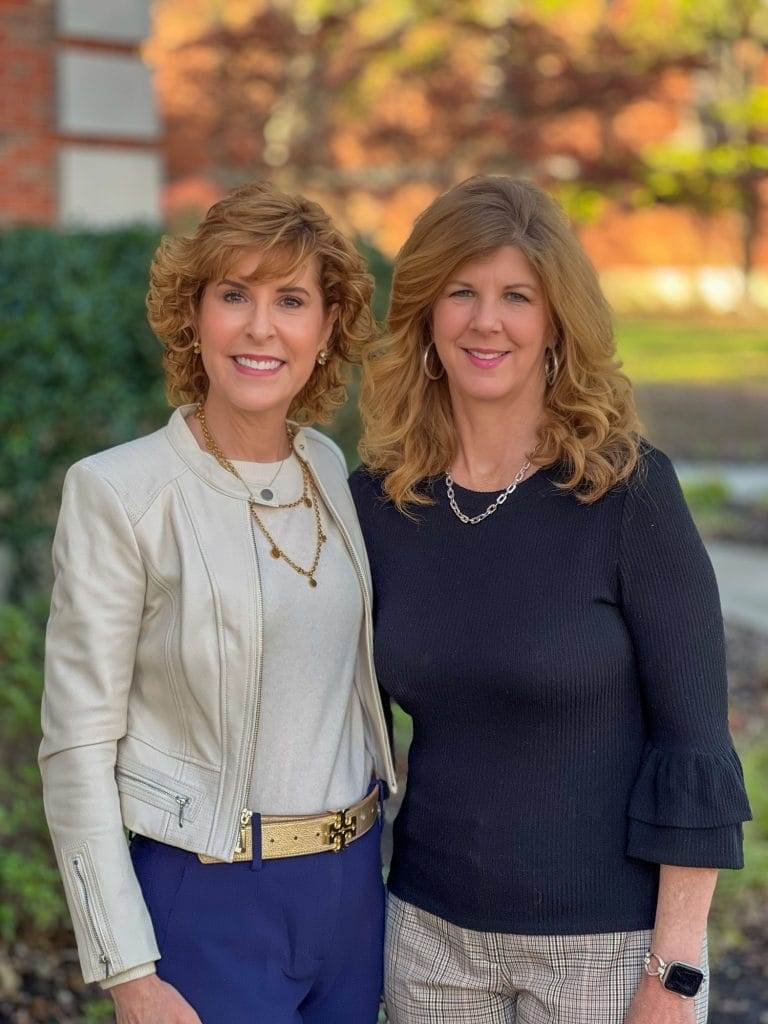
0,0,162,227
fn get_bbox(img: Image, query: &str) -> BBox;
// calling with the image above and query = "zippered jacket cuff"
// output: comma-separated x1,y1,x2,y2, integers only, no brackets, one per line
100,961,157,990
40,745,161,983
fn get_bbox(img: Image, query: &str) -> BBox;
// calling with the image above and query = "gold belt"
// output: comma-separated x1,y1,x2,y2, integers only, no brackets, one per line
198,787,380,864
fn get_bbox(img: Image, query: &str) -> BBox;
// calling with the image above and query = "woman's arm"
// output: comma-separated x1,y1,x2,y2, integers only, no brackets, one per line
618,448,751,868
41,462,204,1022
39,463,158,982
618,448,751,1019
625,865,717,1023
651,864,718,965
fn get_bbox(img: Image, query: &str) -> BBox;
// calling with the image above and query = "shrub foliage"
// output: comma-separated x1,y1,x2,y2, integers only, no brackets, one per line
0,601,68,941
0,227,167,601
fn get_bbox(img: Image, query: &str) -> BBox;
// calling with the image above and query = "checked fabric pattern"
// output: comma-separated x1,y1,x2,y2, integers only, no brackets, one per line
384,893,708,1024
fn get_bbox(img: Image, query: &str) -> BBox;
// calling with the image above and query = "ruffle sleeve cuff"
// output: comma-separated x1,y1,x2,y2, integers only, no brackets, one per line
627,742,752,869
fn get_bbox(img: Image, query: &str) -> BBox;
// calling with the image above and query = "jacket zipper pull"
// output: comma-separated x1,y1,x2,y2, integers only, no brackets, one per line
235,808,253,856
72,856,112,978
175,795,190,828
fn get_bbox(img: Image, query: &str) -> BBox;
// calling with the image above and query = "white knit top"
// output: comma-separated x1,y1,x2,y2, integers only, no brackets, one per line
233,452,373,816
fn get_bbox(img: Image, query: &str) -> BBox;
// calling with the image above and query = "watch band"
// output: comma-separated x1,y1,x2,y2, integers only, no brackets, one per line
643,950,705,999
643,950,669,977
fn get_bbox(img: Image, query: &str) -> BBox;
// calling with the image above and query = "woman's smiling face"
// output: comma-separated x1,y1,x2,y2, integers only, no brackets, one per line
196,248,336,418
431,245,551,406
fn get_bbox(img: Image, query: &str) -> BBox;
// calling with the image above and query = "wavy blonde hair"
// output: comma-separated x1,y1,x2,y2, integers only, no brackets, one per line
359,175,642,507
147,180,375,424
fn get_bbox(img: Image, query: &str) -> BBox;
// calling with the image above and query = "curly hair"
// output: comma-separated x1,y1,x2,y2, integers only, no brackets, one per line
358,176,643,508
146,180,375,424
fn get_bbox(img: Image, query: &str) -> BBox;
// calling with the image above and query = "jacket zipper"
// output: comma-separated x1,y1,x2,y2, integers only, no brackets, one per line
115,767,191,827
230,512,265,857
302,462,397,788
72,855,112,979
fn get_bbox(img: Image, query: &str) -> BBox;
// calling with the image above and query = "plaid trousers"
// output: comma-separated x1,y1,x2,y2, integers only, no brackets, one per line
384,893,709,1024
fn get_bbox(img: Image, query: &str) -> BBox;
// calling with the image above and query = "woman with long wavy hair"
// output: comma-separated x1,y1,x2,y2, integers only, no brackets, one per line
350,175,750,1024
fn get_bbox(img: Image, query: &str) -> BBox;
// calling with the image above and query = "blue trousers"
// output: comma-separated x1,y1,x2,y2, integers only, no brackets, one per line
129,800,385,1023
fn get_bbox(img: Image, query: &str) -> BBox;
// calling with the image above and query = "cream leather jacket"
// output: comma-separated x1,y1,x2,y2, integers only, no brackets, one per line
39,405,396,985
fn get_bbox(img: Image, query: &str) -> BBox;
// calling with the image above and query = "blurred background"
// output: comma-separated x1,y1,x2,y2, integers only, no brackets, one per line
0,1,766,1021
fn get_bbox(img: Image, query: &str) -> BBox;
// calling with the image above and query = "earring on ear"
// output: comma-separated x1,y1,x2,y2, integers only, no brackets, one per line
422,341,444,381
316,349,328,366
193,339,201,354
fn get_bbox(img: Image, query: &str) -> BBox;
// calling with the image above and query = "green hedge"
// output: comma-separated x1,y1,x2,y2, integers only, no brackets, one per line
0,227,167,601
0,600,68,941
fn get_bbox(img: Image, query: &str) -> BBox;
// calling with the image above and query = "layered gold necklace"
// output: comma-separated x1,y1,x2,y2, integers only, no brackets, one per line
195,404,327,588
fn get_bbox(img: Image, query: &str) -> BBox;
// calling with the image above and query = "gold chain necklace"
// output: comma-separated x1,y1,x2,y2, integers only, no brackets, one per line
195,404,327,588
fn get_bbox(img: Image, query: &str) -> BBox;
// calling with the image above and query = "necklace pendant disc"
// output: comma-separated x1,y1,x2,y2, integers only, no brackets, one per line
308,577,318,588
260,488,274,501
304,497,312,508
270,546,281,559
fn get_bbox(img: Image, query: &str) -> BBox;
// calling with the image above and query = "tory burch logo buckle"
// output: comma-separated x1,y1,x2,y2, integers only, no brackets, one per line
328,810,357,851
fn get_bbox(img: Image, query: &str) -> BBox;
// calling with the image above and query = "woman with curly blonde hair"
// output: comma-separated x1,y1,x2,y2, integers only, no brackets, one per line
40,180,395,1024
350,176,750,1024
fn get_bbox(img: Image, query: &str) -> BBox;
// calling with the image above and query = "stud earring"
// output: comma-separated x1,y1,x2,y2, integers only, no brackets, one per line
316,349,328,366
193,340,201,354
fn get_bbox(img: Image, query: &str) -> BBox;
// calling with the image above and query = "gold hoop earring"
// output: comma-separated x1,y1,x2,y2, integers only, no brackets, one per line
544,347,559,386
316,349,328,366
423,342,444,381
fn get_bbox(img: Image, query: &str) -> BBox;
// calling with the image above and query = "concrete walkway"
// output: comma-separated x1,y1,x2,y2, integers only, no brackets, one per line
707,540,768,636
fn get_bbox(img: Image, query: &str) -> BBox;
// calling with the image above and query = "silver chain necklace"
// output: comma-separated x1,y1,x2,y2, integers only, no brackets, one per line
445,458,532,525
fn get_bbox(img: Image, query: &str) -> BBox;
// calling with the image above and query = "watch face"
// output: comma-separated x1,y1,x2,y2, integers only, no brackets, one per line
664,962,704,998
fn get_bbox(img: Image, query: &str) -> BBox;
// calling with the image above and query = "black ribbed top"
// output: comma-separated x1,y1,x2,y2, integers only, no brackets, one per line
350,447,751,935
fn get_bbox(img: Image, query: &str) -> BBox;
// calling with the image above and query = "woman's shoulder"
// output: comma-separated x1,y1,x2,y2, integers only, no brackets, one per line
348,463,386,505
299,426,348,476
349,465,404,537
64,422,184,519
620,439,691,526
626,440,679,496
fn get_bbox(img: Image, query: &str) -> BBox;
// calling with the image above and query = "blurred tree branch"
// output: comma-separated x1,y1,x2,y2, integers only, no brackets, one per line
146,0,767,289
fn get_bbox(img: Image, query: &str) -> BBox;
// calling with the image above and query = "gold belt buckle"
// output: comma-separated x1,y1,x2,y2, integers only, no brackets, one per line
327,809,357,851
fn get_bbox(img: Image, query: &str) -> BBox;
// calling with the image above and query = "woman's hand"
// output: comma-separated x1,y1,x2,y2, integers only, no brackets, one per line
624,975,696,1024
110,974,203,1024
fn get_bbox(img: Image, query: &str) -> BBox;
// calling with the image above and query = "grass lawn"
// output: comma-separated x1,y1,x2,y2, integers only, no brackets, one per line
615,317,768,385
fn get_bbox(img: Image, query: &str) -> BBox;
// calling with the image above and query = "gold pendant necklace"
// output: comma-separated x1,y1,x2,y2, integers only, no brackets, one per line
195,404,326,588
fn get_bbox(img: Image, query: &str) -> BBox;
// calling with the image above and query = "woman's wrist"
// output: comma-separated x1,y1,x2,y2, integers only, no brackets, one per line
650,864,715,965
648,936,704,966
100,961,157,991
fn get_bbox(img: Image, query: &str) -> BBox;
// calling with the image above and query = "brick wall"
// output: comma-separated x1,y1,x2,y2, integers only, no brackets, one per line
0,0,161,227
0,0,56,225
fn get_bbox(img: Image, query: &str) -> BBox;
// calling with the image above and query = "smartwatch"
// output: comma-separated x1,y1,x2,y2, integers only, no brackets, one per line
643,951,705,998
